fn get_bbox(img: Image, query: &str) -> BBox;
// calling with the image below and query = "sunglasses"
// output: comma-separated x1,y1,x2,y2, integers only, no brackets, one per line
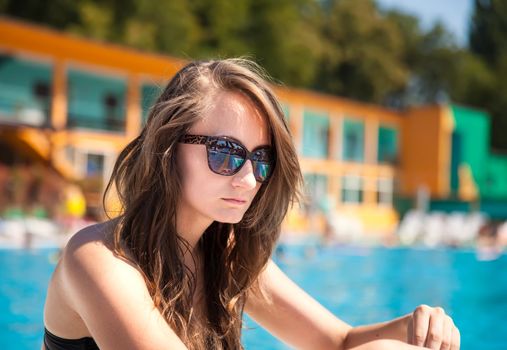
179,134,274,183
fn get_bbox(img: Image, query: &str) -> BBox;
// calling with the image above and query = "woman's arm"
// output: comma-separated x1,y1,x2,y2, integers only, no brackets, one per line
245,259,459,350
343,314,411,347
245,260,351,350
60,229,189,350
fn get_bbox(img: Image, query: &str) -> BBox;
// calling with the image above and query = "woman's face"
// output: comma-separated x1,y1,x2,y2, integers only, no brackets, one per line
177,90,271,227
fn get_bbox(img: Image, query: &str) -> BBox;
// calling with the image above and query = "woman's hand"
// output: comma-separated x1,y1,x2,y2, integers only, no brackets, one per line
407,305,460,349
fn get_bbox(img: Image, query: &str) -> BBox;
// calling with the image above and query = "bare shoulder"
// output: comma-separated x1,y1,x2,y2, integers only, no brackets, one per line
44,221,130,332
63,220,117,259
60,220,147,304
63,221,120,266
47,220,188,349
58,222,129,286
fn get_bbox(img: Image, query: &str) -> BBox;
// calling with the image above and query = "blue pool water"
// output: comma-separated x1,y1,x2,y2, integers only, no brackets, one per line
1,245,506,349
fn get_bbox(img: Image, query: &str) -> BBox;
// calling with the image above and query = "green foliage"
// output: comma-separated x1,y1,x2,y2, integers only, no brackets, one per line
316,0,408,103
0,0,80,29
246,0,322,87
468,0,507,149
191,0,251,57
470,0,507,66
127,0,201,55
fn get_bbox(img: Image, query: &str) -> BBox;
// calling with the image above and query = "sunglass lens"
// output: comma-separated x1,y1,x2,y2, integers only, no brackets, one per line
208,139,246,175
253,161,271,182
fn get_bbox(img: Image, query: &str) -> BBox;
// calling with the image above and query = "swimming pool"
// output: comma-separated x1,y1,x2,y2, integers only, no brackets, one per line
1,245,505,349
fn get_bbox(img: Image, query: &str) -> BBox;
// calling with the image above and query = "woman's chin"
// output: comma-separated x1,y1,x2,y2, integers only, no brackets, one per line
215,215,244,224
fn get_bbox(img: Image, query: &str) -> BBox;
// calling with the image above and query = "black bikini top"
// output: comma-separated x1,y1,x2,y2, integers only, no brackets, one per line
44,328,100,350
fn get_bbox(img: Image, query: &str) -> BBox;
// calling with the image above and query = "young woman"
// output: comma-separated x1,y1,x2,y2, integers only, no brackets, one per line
43,59,460,350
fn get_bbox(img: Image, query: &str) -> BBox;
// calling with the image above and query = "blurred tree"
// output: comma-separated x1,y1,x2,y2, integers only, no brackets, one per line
470,0,507,66
315,0,408,103
187,0,323,87
123,0,201,56
70,0,201,57
190,0,251,57
446,50,495,107
67,1,114,41
469,0,507,150
246,0,323,87
397,22,458,106
0,0,80,29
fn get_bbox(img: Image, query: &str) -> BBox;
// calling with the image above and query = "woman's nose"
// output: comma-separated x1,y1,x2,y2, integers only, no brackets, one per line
231,160,257,189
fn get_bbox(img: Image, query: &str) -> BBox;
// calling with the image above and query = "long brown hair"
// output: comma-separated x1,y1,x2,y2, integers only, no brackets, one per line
104,58,303,349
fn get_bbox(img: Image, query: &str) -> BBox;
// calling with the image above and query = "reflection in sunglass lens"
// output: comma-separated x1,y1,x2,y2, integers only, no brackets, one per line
253,161,271,182
208,149,245,175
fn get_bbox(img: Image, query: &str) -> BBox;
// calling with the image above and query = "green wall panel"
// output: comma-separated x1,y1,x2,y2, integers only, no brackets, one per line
450,105,490,195
483,154,507,199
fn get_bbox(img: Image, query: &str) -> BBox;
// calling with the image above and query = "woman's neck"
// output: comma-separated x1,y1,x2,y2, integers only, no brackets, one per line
176,204,213,252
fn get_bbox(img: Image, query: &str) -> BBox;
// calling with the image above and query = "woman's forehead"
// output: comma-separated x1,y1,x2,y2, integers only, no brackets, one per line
190,91,271,148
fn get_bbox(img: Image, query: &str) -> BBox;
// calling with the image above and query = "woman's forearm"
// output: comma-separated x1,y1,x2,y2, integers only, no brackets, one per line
343,314,411,349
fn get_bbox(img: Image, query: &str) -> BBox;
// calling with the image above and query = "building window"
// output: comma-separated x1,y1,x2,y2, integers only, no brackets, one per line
141,83,161,126
377,178,393,206
67,68,126,132
341,175,363,204
378,126,398,164
86,153,105,177
0,54,52,126
342,118,364,162
304,173,329,212
302,109,329,158
304,173,328,199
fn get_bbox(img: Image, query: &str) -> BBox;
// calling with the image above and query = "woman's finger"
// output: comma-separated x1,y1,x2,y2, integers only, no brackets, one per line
424,307,445,349
439,316,454,350
450,323,461,350
412,305,431,346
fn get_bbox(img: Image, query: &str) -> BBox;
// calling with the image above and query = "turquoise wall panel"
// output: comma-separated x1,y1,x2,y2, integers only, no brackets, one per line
342,118,364,162
67,68,126,131
302,109,329,158
378,125,398,163
141,83,161,125
0,54,52,125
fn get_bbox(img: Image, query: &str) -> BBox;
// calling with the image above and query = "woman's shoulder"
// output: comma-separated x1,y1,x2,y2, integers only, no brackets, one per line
53,220,153,321
61,219,138,279
44,220,125,338
64,220,114,253
46,221,190,349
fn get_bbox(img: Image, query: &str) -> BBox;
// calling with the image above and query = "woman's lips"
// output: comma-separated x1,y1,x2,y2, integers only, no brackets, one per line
222,198,247,205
